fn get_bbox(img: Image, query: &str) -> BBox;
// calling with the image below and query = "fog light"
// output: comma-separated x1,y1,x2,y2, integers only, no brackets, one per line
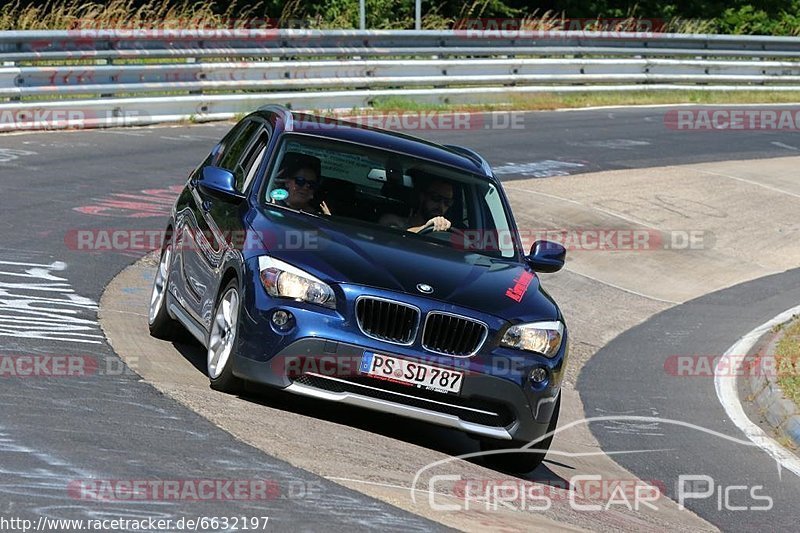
272,310,291,327
529,367,548,384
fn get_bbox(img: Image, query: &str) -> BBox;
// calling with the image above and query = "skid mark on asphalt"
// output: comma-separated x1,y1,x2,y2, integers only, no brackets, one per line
0,422,195,524
594,408,665,437
0,260,102,344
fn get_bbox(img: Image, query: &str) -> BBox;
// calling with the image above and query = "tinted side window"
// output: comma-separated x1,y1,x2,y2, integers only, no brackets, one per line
219,121,261,186
214,120,250,165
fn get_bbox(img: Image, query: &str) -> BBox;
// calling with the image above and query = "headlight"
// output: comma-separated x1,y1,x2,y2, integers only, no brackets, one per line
500,320,564,358
258,256,336,309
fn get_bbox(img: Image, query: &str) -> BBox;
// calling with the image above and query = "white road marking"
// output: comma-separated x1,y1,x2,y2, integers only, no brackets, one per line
715,304,800,479
564,267,681,305
556,102,800,112
159,134,221,141
568,139,650,150
103,130,147,137
771,141,800,151
0,260,102,344
689,167,800,201
504,186,662,229
493,160,585,178
0,148,37,163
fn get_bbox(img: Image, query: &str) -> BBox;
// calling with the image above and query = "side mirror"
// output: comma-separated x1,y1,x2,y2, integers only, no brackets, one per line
197,166,245,202
526,240,566,273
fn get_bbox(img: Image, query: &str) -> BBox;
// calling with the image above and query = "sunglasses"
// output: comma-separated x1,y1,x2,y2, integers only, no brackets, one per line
427,193,454,207
291,176,319,190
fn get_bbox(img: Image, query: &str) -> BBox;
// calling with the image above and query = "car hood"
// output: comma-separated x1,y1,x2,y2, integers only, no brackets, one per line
248,207,560,321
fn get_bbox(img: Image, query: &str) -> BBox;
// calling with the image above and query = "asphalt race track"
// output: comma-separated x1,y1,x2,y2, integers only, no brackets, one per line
0,139,441,528
581,268,800,532
2,105,800,531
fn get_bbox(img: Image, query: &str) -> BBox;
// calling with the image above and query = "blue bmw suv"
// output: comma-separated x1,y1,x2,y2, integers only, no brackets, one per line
148,105,569,472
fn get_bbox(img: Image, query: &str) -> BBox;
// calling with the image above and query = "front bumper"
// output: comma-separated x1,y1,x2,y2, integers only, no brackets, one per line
233,337,561,443
233,259,566,443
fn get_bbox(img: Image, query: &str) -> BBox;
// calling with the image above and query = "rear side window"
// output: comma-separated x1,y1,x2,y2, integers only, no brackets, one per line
240,130,270,192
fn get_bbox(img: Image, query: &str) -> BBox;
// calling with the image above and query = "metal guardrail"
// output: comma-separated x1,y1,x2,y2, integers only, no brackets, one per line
2,29,800,131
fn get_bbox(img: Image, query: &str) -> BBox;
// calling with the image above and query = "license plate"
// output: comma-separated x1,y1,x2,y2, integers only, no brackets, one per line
359,351,463,394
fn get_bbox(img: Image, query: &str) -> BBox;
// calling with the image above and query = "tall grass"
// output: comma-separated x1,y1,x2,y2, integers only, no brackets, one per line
0,0,463,30
0,0,723,33
0,0,266,31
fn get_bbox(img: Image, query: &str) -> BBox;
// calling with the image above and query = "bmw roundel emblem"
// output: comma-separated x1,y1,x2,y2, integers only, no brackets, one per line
417,283,433,294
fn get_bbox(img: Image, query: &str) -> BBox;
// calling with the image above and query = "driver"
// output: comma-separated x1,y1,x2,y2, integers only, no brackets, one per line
273,152,331,215
381,177,454,233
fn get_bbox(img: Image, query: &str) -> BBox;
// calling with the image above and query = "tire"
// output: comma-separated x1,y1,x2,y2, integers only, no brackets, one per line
480,394,561,474
207,279,244,393
148,237,181,340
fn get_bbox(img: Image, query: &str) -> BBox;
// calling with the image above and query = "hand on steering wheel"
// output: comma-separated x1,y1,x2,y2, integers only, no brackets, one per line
418,216,451,234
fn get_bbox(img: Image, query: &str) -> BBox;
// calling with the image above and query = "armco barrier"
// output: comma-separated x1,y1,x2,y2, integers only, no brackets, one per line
2,29,800,130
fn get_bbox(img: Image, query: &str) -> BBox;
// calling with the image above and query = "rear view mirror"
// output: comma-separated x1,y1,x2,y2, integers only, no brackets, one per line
367,169,387,182
369,168,413,187
526,240,566,273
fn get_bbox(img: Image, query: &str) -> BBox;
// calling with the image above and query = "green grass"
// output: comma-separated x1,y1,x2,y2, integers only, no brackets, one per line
776,317,800,406
365,91,800,114
14,89,800,112
370,97,453,112
777,435,798,450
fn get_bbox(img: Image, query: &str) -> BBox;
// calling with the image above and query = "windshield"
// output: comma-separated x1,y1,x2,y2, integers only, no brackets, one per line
262,134,517,259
